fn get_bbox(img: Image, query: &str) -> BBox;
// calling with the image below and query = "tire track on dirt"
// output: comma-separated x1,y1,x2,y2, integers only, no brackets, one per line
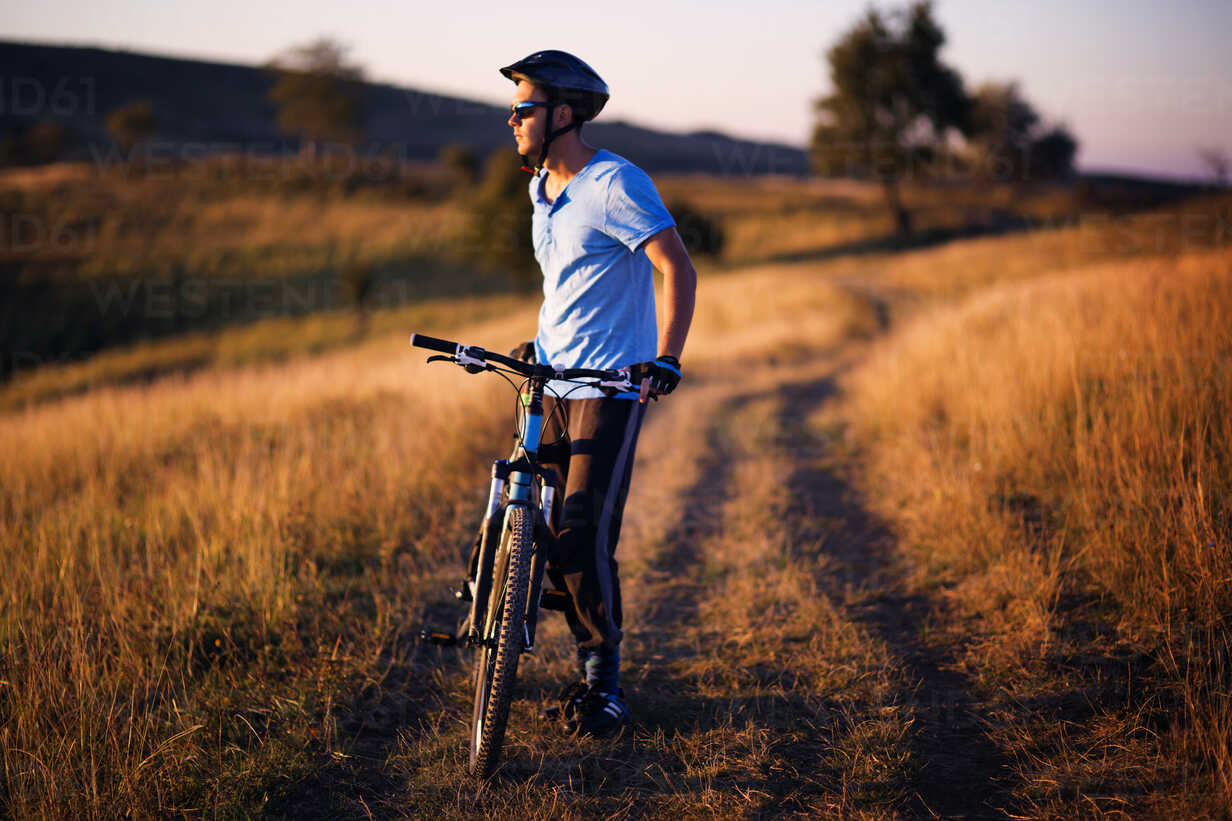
324,352,1023,819
772,371,1021,819
611,361,918,816
613,355,1025,818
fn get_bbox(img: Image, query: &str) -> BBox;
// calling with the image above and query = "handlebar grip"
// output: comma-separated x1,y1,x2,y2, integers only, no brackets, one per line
410,333,458,354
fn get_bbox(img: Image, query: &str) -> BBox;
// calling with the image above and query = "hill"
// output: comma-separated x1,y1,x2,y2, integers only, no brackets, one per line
0,40,809,175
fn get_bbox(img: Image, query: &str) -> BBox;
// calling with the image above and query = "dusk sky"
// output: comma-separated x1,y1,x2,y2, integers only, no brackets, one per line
5,0,1230,180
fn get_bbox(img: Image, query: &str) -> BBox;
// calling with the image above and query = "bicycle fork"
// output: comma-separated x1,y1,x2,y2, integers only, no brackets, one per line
449,381,559,653
523,482,554,652
506,383,553,654
464,470,555,648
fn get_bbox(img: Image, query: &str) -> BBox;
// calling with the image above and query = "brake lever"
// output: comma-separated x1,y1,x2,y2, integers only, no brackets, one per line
425,354,488,374
597,376,636,394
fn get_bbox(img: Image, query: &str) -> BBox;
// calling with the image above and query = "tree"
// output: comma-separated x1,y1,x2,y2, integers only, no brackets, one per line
1028,127,1077,181
267,37,364,156
968,82,1076,181
106,100,156,152
1197,147,1229,188
811,1,968,235
967,82,1037,179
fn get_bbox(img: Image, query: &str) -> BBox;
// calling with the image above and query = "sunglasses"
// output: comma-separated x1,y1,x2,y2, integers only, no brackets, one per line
510,101,554,119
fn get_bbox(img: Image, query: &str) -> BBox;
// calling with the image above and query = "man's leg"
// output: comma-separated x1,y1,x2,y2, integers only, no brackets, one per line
546,397,643,695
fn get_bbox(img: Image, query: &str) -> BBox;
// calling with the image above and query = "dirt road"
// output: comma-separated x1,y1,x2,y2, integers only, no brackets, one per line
272,346,1034,819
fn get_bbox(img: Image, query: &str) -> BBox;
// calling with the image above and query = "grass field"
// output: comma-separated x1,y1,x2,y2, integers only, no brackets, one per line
848,247,1232,817
1,175,1229,817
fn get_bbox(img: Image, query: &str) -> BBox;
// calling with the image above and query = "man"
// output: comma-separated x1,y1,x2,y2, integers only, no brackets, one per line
501,50,697,736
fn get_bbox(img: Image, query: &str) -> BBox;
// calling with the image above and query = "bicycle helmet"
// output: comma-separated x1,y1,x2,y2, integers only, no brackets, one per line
500,50,609,174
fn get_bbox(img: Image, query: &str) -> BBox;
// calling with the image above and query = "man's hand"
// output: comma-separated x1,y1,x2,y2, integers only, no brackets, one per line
642,355,682,395
510,341,536,363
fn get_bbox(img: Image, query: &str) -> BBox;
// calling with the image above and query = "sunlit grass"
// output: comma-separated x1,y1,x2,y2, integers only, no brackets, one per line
0,251,876,816
1,160,464,277
846,247,1232,810
0,306,536,816
0,291,533,412
2,174,1230,815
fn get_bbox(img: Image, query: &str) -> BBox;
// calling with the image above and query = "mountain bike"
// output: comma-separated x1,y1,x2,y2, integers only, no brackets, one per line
411,333,652,778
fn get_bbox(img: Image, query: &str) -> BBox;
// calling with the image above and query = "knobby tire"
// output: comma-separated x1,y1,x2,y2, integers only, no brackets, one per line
469,504,533,777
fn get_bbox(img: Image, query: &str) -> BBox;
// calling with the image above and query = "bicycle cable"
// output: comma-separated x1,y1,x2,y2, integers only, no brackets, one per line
540,381,570,450
508,371,624,453
455,358,629,455
538,377,629,447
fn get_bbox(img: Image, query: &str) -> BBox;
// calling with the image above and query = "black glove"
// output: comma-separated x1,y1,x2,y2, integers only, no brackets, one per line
644,355,682,395
510,340,536,363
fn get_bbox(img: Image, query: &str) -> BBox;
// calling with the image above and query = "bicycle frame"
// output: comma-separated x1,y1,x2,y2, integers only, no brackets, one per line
410,331,652,775
467,374,556,654
409,330,644,656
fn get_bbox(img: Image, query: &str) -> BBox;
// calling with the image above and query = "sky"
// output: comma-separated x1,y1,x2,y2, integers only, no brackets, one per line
4,0,1230,180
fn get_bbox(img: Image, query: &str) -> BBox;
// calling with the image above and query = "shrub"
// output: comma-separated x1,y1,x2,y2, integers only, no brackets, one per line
667,200,725,258
461,148,536,282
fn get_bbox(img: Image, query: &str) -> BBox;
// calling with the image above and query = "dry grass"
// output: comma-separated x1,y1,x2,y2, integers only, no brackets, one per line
871,193,1231,301
374,354,919,819
0,211,880,412
0,257,890,816
1,162,465,277
680,264,882,364
8,168,1219,417
3,175,1230,816
0,292,532,413
846,247,1232,812
0,306,537,816
655,174,1125,266
65,193,465,277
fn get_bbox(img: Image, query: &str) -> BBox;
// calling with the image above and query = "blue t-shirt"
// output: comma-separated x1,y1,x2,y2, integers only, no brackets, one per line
530,149,675,399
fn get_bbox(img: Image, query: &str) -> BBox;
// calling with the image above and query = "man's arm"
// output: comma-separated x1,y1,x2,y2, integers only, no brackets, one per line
642,226,697,360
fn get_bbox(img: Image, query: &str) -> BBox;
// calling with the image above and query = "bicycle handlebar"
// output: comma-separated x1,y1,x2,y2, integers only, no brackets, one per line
410,332,648,393
409,333,458,355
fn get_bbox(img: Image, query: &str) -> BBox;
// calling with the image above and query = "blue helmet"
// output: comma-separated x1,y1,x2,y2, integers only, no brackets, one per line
500,50,609,121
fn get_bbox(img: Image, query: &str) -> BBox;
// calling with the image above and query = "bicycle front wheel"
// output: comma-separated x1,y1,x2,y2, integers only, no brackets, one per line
469,504,533,777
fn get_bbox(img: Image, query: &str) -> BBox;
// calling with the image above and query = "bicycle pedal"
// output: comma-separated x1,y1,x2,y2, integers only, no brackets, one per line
539,589,572,612
420,629,459,647
453,579,473,603
539,704,561,721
